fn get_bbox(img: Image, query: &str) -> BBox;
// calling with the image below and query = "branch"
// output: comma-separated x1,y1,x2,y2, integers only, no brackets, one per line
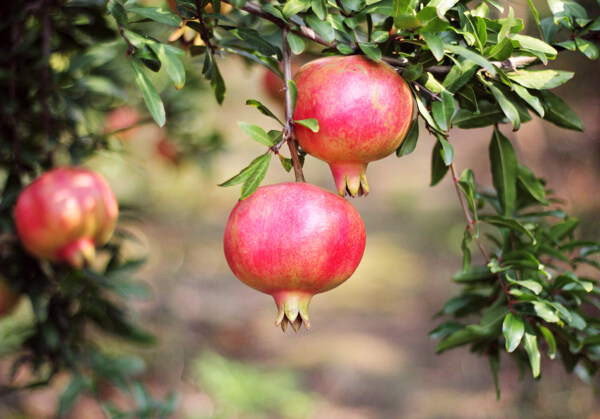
449,162,516,314
221,0,343,51
195,0,217,52
117,23,135,55
282,27,305,183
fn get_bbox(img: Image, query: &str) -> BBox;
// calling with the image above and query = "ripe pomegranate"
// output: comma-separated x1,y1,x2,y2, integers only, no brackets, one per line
0,276,20,316
223,182,366,332
104,106,140,140
14,167,119,269
293,55,414,197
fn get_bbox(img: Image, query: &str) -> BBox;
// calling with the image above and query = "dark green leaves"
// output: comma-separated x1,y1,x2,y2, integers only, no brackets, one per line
246,99,283,125
502,313,524,352
489,129,517,216
431,91,455,131
127,7,182,27
108,1,128,26
537,91,584,131
130,60,165,127
396,119,419,157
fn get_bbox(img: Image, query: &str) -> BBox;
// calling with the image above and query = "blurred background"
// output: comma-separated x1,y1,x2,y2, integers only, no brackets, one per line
1,1,600,417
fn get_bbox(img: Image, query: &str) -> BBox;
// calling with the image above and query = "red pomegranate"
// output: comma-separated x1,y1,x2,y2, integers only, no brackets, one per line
104,106,140,140
14,167,119,269
223,182,366,331
293,55,414,197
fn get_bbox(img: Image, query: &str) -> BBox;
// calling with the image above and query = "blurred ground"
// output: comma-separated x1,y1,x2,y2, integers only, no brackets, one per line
3,47,600,418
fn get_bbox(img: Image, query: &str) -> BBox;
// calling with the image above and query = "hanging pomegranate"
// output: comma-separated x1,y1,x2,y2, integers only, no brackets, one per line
223,182,366,331
293,55,414,197
14,167,119,269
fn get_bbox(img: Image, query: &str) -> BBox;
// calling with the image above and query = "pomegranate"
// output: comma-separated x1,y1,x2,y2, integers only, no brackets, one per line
14,167,119,269
223,182,366,332
293,55,414,197
104,106,140,140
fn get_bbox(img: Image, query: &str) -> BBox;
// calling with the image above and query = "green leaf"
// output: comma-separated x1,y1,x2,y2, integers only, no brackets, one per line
526,0,542,36
262,3,285,20
537,90,584,131
455,85,478,112
414,92,441,131
435,327,481,353
371,31,390,43
481,80,520,130
430,140,449,186
438,136,454,165
128,7,182,26
358,43,382,62
238,122,275,147
548,218,579,241
523,326,541,378
489,129,517,217
147,43,186,89
306,14,336,43
480,215,536,243
497,6,514,43
513,85,544,117
431,91,455,131
130,59,165,127
278,155,293,172
510,34,557,57
288,80,298,110
211,59,226,104
231,28,283,60
312,0,328,19
246,99,283,125
429,321,464,339
282,0,311,17
517,164,547,204
532,301,560,323
507,70,574,90
502,313,524,352
452,266,494,283
420,32,444,61
219,153,272,187
401,63,423,82
539,325,556,360
453,102,504,128
393,0,419,23
575,37,599,60
295,118,319,132
108,1,128,26
57,376,88,418
507,278,542,295
488,350,501,400
396,119,419,157
444,44,496,75
428,0,459,20
240,153,271,199
286,32,306,55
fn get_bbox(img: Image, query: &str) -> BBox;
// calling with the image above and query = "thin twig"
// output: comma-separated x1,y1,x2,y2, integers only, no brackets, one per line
195,0,217,52
282,27,305,183
117,23,135,55
449,162,516,313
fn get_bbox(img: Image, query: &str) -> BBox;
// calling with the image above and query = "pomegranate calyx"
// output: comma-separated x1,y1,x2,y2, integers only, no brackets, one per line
56,238,96,269
329,162,369,197
273,291,312,332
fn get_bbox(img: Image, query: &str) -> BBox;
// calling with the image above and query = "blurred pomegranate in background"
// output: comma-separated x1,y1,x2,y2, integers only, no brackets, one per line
262,60,301,104
156,138,182,165
104,106,140,141
224,182,366,332
14,167,119,269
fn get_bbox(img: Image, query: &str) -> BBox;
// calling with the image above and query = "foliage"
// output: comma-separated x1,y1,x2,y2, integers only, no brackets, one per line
109,0,600,396
1,0,600,413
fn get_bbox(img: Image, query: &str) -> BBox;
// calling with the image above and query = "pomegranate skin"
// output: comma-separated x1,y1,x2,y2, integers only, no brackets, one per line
223,182,366,331
293,55,414,197
14,167,119,269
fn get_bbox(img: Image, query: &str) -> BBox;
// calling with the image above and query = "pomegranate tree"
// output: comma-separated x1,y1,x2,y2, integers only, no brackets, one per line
223,182,366,332
14,167,119,269
293,55,414,197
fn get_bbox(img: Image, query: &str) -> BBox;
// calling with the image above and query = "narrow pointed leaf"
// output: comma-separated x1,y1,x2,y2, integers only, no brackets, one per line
131,60,166,127
240,154,272,199
489,129,517,216
502,313,524,352
238,122,275,147
246,99,283,125
294,118,319,132
396,119,419,157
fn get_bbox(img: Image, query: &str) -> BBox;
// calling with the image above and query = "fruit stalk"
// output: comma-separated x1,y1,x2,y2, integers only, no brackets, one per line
282,27,305,183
